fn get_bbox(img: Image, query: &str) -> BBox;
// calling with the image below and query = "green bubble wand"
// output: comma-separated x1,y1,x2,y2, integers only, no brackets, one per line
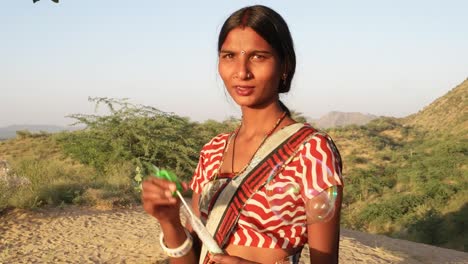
135,165,223,255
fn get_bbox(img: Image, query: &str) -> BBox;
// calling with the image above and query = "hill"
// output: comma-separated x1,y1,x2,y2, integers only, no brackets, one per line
310,111,379,129
329,79,467,252
404,78,468,135
0,125,83,140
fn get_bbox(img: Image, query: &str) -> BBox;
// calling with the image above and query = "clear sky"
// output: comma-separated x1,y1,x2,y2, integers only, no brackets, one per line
1,0,467,127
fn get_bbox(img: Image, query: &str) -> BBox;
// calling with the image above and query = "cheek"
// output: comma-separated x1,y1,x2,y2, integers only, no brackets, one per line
256,66,281,88
218,63,231,84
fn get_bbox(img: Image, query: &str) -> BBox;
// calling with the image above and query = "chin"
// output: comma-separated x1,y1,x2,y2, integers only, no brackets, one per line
230,95,250,105
234,99,273,110
232,97,258,107
230,92,277,109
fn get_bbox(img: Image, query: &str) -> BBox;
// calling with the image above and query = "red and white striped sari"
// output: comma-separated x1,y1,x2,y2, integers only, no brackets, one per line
190,123,343,263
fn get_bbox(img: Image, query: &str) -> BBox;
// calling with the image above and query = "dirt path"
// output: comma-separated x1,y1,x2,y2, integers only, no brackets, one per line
1,206,467,263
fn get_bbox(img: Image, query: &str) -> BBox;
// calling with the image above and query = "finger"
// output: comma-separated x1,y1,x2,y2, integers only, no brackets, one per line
148,177,177,192
141,190,177,203
141,188,178,206
142,179,176,194
142,197,177,206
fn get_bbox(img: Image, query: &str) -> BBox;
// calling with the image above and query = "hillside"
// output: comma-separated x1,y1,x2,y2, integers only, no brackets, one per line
328,79,467,252
404,78,468,135
0,125,83,140
310,111,379,129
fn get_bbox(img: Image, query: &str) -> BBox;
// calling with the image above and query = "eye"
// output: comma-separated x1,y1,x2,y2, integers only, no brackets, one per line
251,54,267,61
221,53,234,60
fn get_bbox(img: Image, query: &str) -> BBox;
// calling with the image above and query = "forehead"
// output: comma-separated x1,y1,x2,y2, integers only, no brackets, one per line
221,27,273,51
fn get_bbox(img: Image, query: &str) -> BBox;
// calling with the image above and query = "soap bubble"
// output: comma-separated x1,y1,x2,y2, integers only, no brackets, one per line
265,155,339,225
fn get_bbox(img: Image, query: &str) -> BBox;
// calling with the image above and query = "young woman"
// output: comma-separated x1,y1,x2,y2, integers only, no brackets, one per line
142,5,343,264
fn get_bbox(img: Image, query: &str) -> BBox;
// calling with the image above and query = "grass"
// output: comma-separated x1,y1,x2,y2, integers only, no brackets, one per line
0,133,140,212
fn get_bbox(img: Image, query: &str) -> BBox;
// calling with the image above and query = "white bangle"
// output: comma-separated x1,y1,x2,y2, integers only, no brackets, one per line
159,228,193,258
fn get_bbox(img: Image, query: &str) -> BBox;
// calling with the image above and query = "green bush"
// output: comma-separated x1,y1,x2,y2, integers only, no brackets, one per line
407,208,446,245
58,98,236,182
2,158,94,209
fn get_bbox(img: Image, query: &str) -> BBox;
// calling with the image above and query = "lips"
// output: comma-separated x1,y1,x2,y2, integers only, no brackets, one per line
234,85,255,96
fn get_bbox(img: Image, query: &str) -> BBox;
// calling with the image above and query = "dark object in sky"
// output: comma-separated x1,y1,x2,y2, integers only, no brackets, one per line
33,0,59,3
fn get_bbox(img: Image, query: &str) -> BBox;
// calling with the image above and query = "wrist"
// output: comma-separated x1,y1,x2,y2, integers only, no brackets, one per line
160,228,193,258
159,219,183,232
159,221,187,248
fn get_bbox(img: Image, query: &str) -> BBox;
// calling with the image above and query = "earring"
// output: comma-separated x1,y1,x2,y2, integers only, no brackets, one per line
282,73,287,85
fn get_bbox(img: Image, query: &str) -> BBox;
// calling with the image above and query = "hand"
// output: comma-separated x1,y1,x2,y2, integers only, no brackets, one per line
141,178,187,223
209,254,258,264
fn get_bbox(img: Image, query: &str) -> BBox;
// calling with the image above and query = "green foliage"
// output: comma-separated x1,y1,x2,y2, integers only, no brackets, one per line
57,98,237,183
59,98,202,181
406,208,446,245
0,156,139,210
0,98,235,211
56,130,114,173
365,117,399,133
16,130,50,139
343,166,396,205
340,118,467,251
1,158,94,209
358,194,425,225
347,155,367,164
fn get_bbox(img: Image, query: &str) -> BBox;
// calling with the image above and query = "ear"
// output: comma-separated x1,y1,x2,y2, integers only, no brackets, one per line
280,62,289,79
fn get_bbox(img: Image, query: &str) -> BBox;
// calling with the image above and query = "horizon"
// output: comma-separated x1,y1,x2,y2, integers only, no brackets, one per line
0,81,462,127
1,1,467,127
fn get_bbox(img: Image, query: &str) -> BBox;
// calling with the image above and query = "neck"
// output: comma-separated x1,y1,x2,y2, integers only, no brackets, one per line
239,102,285,138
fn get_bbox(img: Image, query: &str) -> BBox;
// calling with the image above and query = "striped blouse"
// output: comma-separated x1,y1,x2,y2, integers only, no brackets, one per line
190,125,343,249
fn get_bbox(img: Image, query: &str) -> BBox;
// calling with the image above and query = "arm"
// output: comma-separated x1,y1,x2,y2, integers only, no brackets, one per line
187,192,202,261
141,179,200,264
307,185,343,264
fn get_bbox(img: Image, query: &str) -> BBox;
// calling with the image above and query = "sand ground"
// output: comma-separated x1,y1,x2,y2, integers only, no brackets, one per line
1,206,467,264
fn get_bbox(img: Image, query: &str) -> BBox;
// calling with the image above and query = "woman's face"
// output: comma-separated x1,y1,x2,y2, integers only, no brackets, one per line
218,27,282,109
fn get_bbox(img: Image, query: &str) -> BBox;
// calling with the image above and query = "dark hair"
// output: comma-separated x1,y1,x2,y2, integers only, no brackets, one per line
218,5,296,115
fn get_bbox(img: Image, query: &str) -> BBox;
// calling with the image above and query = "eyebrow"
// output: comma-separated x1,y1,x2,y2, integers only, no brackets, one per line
219,49,273,55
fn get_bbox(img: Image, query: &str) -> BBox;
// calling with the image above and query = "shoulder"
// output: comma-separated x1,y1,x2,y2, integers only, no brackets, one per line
300,123,337,145
191,132,231,192
297,124,341,159
291,125,344,188
199,133,231,156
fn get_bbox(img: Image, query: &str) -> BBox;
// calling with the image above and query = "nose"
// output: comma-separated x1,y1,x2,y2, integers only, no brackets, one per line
235,57,252,80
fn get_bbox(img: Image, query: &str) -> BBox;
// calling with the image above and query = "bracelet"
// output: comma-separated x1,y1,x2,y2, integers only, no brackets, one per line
159,228,193,258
